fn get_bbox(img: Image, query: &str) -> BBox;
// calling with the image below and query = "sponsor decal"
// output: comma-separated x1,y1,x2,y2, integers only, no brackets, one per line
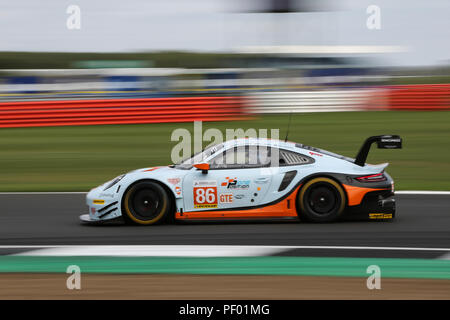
210,146,218,155
219,193,233,204
90,207,96,214
99,193,114,198
220,177,234,187
193,180,218,208
369,213,392,219
175,186,182,196
381,138,401,143
167,177,181,185
93,199,105,205
234,194,245,200
309,151,323,157
221,177,250,190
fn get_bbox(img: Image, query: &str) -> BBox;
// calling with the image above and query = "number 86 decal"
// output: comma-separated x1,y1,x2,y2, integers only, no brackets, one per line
193,182,218,208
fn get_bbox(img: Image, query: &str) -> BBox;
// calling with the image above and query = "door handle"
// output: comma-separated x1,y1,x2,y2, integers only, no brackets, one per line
254,177,269,184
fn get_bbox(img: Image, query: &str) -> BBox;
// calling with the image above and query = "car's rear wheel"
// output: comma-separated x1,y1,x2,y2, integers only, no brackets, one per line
122,181,172,225
297,177,346,223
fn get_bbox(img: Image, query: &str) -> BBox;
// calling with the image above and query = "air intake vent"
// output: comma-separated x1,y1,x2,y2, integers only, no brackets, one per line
278,170,297,191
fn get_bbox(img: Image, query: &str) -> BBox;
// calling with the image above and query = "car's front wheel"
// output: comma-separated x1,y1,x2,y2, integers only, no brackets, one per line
122,181,172,225
297,177,346,223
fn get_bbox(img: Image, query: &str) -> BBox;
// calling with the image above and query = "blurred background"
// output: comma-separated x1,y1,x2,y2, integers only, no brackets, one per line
0,0,449,301
0,0,449,191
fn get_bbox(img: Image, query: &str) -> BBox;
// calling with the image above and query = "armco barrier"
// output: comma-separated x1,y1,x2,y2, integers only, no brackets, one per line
386,84,450,110
0,96,246,128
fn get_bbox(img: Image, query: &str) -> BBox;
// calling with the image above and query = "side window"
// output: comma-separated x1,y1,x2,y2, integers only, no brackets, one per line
209,146,270,169
209,146,313,169
210,147,244,169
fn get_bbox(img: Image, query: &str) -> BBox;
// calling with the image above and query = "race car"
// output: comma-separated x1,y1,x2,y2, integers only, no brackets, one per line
80,135,402,225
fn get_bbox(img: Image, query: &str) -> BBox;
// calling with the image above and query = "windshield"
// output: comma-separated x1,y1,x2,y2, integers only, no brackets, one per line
174,143,224,169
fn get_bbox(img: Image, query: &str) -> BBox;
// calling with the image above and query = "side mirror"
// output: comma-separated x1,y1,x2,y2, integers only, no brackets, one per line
193,163,210,174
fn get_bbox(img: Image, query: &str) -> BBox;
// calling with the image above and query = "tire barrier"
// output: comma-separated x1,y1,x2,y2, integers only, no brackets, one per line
0,96,246,128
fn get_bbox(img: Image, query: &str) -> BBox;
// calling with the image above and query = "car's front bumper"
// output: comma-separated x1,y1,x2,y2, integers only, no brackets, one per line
80,185,122,223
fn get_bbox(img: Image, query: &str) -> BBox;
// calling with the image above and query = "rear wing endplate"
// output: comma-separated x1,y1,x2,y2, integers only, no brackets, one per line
354,135,402,166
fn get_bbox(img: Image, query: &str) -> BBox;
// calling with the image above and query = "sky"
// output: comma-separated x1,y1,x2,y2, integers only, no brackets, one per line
0,0,449,66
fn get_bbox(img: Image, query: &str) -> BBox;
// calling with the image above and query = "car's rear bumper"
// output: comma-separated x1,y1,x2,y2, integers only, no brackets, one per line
344,189,396,220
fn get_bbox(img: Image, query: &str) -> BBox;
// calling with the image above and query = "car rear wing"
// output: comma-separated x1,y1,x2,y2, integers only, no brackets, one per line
354,135,402,166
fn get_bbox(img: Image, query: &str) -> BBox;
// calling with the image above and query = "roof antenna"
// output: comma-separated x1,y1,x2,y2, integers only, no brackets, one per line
284,111,293,142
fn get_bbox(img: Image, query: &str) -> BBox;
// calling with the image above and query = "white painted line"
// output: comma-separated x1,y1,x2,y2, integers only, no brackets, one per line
396,191,450,195
1,245,449,251
438,253,450,260
2,245,449,257
11,245,284,257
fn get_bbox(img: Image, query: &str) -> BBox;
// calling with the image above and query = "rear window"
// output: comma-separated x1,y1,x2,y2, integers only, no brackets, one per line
279,149,314,165
295,143,355,162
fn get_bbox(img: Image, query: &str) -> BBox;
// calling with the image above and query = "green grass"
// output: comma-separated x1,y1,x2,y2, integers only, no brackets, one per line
0,111,449,191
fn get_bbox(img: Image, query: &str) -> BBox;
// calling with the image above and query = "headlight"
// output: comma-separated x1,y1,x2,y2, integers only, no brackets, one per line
103,174,125,191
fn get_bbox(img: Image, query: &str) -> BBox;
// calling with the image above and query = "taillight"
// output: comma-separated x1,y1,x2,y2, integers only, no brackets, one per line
356,173,387,182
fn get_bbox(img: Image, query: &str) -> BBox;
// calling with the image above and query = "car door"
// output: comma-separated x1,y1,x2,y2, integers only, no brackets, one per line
182,145,273,212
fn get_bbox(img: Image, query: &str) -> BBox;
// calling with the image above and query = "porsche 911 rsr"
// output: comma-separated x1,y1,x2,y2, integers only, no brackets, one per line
80,135,402,225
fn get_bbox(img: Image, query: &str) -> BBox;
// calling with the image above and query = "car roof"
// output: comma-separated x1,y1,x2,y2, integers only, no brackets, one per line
220,137,355,164
221,137,296,149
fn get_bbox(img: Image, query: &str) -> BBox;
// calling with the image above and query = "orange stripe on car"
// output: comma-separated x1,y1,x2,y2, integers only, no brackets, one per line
176,185,301,220
143,166,162,172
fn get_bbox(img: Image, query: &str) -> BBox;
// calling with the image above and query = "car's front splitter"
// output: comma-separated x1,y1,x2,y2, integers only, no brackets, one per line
79,213,124,225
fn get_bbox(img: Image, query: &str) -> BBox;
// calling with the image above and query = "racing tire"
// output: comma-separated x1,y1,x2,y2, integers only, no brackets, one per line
297,177,346,223
122,181,172,225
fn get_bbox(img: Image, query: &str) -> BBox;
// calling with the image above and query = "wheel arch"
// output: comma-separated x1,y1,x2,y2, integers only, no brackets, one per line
121,178,177,219
295,173,349,213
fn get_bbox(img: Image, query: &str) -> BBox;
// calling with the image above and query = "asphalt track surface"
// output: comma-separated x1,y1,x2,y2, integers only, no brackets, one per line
0,193,448,251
